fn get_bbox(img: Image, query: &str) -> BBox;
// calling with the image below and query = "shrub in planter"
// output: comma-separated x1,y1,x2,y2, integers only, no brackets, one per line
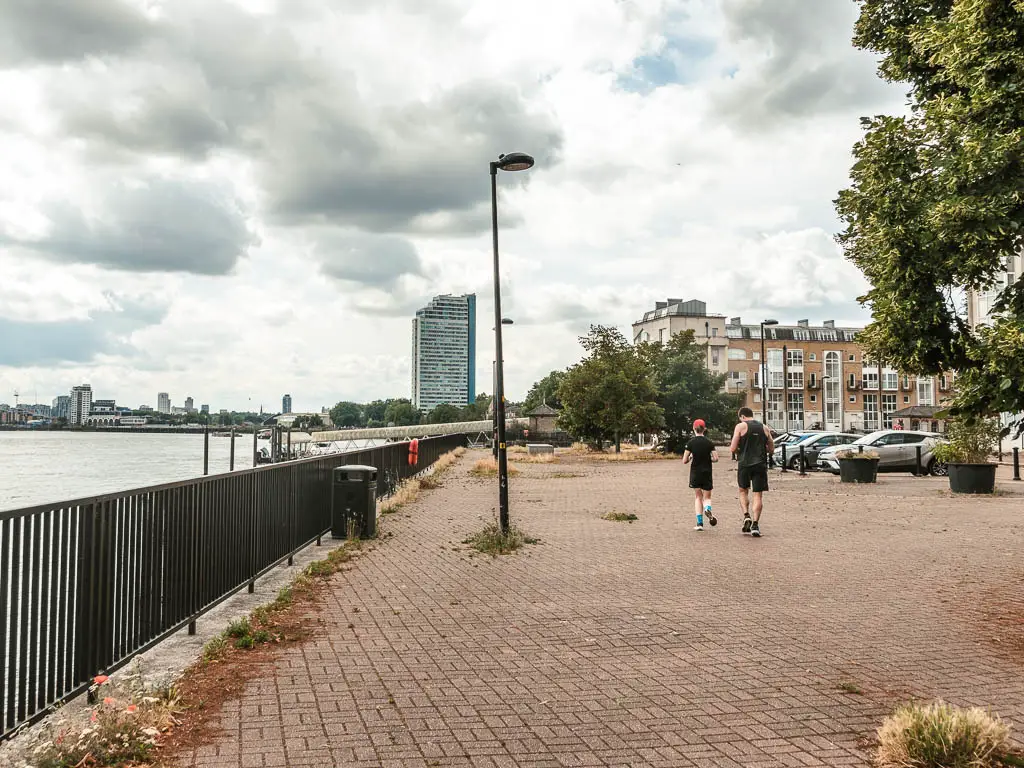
835,448,880,483
932,417,1000,494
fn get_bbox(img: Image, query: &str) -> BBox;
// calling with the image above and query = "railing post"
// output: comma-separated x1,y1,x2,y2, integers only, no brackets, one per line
799,446,807,476
253,428,258,467
230,428,236,472
1014,448,1021,481
203,427,209,476
188,620,197,635
781,445,788,473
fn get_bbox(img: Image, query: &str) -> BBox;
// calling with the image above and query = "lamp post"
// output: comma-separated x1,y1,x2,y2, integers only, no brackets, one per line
490,152,534,533
493,318,514,459
760,319,779,427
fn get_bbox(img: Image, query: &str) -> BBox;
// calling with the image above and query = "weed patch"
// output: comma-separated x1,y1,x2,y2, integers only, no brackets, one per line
876,700,1011,768
463,521,539,556
511,453,557,464
837,681,863,695
602,512,638,522
470,458,521,477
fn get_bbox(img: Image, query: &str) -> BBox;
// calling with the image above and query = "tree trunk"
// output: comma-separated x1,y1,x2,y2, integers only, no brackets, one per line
615,432,621,453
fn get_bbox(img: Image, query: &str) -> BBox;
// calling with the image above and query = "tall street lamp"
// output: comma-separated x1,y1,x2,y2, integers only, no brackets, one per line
491,152,534,533
760,319,779,427
493,318,514,460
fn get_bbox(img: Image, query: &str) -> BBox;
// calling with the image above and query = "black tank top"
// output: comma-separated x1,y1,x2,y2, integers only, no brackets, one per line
737,419,768,468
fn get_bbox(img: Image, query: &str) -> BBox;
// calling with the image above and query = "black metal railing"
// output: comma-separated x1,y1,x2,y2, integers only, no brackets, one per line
0,434,465,740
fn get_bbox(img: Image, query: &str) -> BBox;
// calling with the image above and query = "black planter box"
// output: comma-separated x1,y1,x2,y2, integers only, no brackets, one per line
838,457,879,483
947,463,997,494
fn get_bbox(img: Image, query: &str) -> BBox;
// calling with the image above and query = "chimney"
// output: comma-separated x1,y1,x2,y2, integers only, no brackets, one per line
823,320,835,329
797,319,809,328
667,298,682,305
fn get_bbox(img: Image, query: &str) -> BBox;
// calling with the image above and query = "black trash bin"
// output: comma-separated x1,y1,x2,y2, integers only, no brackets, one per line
331,465,378,539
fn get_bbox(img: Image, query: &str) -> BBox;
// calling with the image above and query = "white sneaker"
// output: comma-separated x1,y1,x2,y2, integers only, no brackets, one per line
694,524,704,531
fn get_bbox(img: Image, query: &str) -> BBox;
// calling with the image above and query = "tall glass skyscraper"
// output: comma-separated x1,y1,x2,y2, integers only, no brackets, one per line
411,294,476,411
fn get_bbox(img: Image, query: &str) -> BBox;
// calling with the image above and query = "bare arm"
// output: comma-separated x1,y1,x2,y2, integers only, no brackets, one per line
682,450,692,464
728,422,745,455
765,430,775,453
711,449,719,463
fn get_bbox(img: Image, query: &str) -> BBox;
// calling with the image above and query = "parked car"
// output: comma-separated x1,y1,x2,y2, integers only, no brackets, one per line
774,431,822,447
773,432,859,470
817,430,947,475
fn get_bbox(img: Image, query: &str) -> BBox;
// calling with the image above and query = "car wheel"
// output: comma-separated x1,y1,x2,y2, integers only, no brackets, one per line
789,456,802,470
929,459,948,477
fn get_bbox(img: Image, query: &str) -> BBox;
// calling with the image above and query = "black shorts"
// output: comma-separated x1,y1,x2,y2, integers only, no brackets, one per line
737,465,769,492
689,472,713,491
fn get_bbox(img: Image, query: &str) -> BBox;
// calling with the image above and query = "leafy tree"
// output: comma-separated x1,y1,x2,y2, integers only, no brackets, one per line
836,0,1024,435
384,400,420,426
646,330,741,452
363,400,388,424
426,403,462,424
330,401,363,428
461,394,492,421
522,371,566,414
556,326,663,452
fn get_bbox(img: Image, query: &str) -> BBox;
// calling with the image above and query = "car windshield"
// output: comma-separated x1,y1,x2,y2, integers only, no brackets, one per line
852,431,888,445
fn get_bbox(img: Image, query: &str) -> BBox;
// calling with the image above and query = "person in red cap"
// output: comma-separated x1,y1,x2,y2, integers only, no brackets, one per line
682,418,719,530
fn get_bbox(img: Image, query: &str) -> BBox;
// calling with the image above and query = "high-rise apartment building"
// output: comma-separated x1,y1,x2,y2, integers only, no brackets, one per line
184,396,195,413
69,384,93,426
632,299,953,433
157,392,171,413
52,395,70,421
411,294,476,411
282,394,293,414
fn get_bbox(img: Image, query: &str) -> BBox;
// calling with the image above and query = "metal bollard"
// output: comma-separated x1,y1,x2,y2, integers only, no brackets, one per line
858,444,864,454
1014,448,1021,481
781,445,788,472
916,445,923,476
799,445,807,476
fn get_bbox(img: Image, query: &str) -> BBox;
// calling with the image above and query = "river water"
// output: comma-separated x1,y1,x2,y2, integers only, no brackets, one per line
0,431,382,512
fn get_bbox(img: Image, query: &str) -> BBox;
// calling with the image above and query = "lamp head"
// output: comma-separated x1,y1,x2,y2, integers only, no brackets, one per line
496,152,535,172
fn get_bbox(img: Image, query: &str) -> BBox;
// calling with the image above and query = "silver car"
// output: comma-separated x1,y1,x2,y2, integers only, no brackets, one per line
817,430,947,475
773,432,859,470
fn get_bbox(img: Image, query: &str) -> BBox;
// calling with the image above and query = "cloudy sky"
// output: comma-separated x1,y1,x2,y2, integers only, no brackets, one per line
0,0,905,412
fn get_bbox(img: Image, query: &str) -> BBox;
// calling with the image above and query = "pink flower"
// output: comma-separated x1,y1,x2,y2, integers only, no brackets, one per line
103,697,115,706
126,704,137,713
93,675,109,685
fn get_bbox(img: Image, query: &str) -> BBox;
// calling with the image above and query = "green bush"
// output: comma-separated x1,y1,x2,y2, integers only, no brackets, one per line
932,417,1000,465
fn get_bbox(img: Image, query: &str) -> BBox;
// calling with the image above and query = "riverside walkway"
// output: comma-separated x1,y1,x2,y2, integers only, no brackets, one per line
180,451,1024,767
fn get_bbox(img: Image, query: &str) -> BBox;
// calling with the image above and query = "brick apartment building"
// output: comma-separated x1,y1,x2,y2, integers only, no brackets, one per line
633,299,952,433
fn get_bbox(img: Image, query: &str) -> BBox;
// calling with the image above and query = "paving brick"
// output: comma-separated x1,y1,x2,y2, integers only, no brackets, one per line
175,454,1024,767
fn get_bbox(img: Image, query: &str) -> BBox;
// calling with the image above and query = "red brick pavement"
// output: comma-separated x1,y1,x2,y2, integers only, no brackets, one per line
180,452,1024,767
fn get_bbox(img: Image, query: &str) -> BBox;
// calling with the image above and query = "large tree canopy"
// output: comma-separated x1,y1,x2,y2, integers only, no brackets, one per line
835,0,1024,433
556,326,663,451
522,370,566,414
646,330,740,452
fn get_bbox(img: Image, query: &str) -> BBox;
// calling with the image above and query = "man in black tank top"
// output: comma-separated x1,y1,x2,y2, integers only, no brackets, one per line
728,407,775,537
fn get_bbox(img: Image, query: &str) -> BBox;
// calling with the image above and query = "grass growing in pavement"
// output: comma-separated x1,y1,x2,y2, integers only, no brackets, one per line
463,521,539,556
511,453,557,464
837,681,863,695
601,512,638,523
875,700,1011,768
470,458,521,477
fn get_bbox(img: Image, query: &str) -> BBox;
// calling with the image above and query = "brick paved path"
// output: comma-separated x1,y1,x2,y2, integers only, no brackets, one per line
182,453,1024,767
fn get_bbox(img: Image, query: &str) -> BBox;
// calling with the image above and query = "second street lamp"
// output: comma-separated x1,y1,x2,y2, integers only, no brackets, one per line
493,318,514,460
490,153,534,534
760,319,779,429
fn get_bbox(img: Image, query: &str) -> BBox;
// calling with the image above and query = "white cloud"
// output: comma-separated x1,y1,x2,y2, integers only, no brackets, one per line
0,0,904,410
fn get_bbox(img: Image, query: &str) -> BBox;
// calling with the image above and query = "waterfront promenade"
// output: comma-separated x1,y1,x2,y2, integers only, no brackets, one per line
178,452,1024,767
